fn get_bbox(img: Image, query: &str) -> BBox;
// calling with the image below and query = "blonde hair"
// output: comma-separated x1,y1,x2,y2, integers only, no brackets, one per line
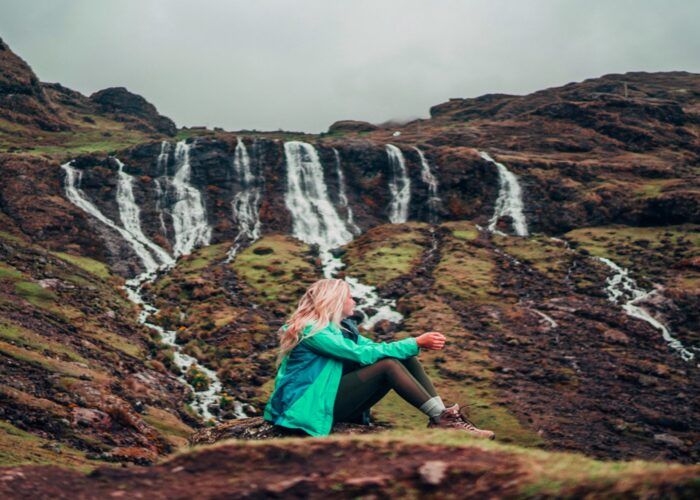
276,278,350,366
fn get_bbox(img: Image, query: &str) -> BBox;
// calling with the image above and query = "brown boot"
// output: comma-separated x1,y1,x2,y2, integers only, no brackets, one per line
428,404,496,440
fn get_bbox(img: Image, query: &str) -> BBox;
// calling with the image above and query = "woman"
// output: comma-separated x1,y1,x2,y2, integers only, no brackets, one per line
263,278,495,439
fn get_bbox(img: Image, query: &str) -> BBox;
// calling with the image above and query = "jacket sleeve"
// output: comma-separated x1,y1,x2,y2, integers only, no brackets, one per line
301,328,419,365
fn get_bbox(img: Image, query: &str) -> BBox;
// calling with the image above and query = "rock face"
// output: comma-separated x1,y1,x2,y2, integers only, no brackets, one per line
90,87,177,136
328,120,379,133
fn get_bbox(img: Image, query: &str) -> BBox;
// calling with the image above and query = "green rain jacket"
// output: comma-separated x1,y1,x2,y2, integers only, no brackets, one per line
263,321,420,437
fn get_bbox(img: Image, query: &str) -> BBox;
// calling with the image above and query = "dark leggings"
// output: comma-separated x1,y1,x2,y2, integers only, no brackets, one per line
333,356,438,423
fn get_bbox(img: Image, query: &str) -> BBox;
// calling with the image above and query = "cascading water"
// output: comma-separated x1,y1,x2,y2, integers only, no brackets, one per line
413,147,441,224
62,160,238,421
114,157,173,265
479,151,529,237
385,144,411,224
153,179,168,236
284,140,354,277
226,137,262,263
62,162,161,271
332,148,361,235
598,257,695,363
171,140,212,257
283,141,402,328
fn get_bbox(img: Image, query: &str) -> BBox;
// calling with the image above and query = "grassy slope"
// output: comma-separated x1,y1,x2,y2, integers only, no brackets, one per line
0,230,193,467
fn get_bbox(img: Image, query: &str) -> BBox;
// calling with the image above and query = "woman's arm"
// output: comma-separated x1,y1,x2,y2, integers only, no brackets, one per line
302,328,419,365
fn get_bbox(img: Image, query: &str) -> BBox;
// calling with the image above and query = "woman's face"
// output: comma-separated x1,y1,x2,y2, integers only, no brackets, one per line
342,292,356,318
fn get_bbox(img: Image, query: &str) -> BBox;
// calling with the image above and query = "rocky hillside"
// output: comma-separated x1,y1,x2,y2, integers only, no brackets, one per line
0,35,698,496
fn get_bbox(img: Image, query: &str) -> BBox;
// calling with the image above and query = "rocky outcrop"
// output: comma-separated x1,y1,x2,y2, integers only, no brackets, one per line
328,120,378,133
89,87,177,136
0,37,68,131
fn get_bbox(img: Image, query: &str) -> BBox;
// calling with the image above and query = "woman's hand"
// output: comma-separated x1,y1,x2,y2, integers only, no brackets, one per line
416,331,446,350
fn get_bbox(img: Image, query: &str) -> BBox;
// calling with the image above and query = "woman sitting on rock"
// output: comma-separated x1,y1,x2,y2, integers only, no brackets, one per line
263,278,495,439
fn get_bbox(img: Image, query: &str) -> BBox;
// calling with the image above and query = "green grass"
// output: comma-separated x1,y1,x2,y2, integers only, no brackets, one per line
343,223,428,284
441,220,479,241
0,319,88,364
0,420,102,471
15,281,57,308
51,251,111,279
0,262,24,280
493,233,570,278
142,406,194,449
0,340,109,382
433,241,496,302
177,242,230,273
232,234,317,305
565,225,699,286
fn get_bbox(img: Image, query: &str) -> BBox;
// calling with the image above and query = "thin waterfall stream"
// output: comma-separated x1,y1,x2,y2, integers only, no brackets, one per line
62,155,244,421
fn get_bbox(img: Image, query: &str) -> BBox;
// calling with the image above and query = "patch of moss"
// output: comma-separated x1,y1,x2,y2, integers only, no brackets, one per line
343,223,428,284
51,251,111,279
0,340,110,382
565,224,699,284
0,262,24,280
0,420,102,471
14,281,56,307
83,321,145,358
440,220,479,241
492,233,570,278
0,319,88,364
232,234,317,305
142,406,194,449
433,235,497,302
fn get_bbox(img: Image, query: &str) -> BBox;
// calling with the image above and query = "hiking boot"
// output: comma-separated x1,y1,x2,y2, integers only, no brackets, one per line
428,404,496,440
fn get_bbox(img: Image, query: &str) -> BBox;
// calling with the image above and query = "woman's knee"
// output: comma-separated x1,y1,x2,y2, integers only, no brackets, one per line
373,357,403,375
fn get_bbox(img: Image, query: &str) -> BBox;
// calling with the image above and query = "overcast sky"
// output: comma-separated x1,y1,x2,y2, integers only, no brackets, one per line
2,0,699,133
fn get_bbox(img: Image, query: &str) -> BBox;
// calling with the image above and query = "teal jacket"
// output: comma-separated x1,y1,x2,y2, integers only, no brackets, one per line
263,321,420,437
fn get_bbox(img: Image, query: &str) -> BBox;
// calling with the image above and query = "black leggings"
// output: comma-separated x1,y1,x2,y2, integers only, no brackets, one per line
333,356,438,423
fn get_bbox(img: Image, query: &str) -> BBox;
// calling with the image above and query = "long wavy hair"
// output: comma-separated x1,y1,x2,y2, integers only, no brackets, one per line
276,278,350,366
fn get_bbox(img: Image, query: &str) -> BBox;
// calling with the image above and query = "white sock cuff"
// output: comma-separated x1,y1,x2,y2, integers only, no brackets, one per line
419,396,445,418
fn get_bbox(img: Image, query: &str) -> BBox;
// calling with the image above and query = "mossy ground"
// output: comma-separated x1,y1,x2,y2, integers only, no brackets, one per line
0,420,103,471
342,222,428,284
231,234,318,310
565,224,700,287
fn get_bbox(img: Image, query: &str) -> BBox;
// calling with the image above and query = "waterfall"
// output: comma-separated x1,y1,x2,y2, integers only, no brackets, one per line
62,160,238,421
332,148,361,235
61,162,160,273
284,140,353,277
226,137,262,263
114,157,174,266
171,141,212,257
413,147,441,224
283,141,403,328
598,257,695,363
157,140,171,175
153,179,168,236
479,151,528,237
385,144,411,223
